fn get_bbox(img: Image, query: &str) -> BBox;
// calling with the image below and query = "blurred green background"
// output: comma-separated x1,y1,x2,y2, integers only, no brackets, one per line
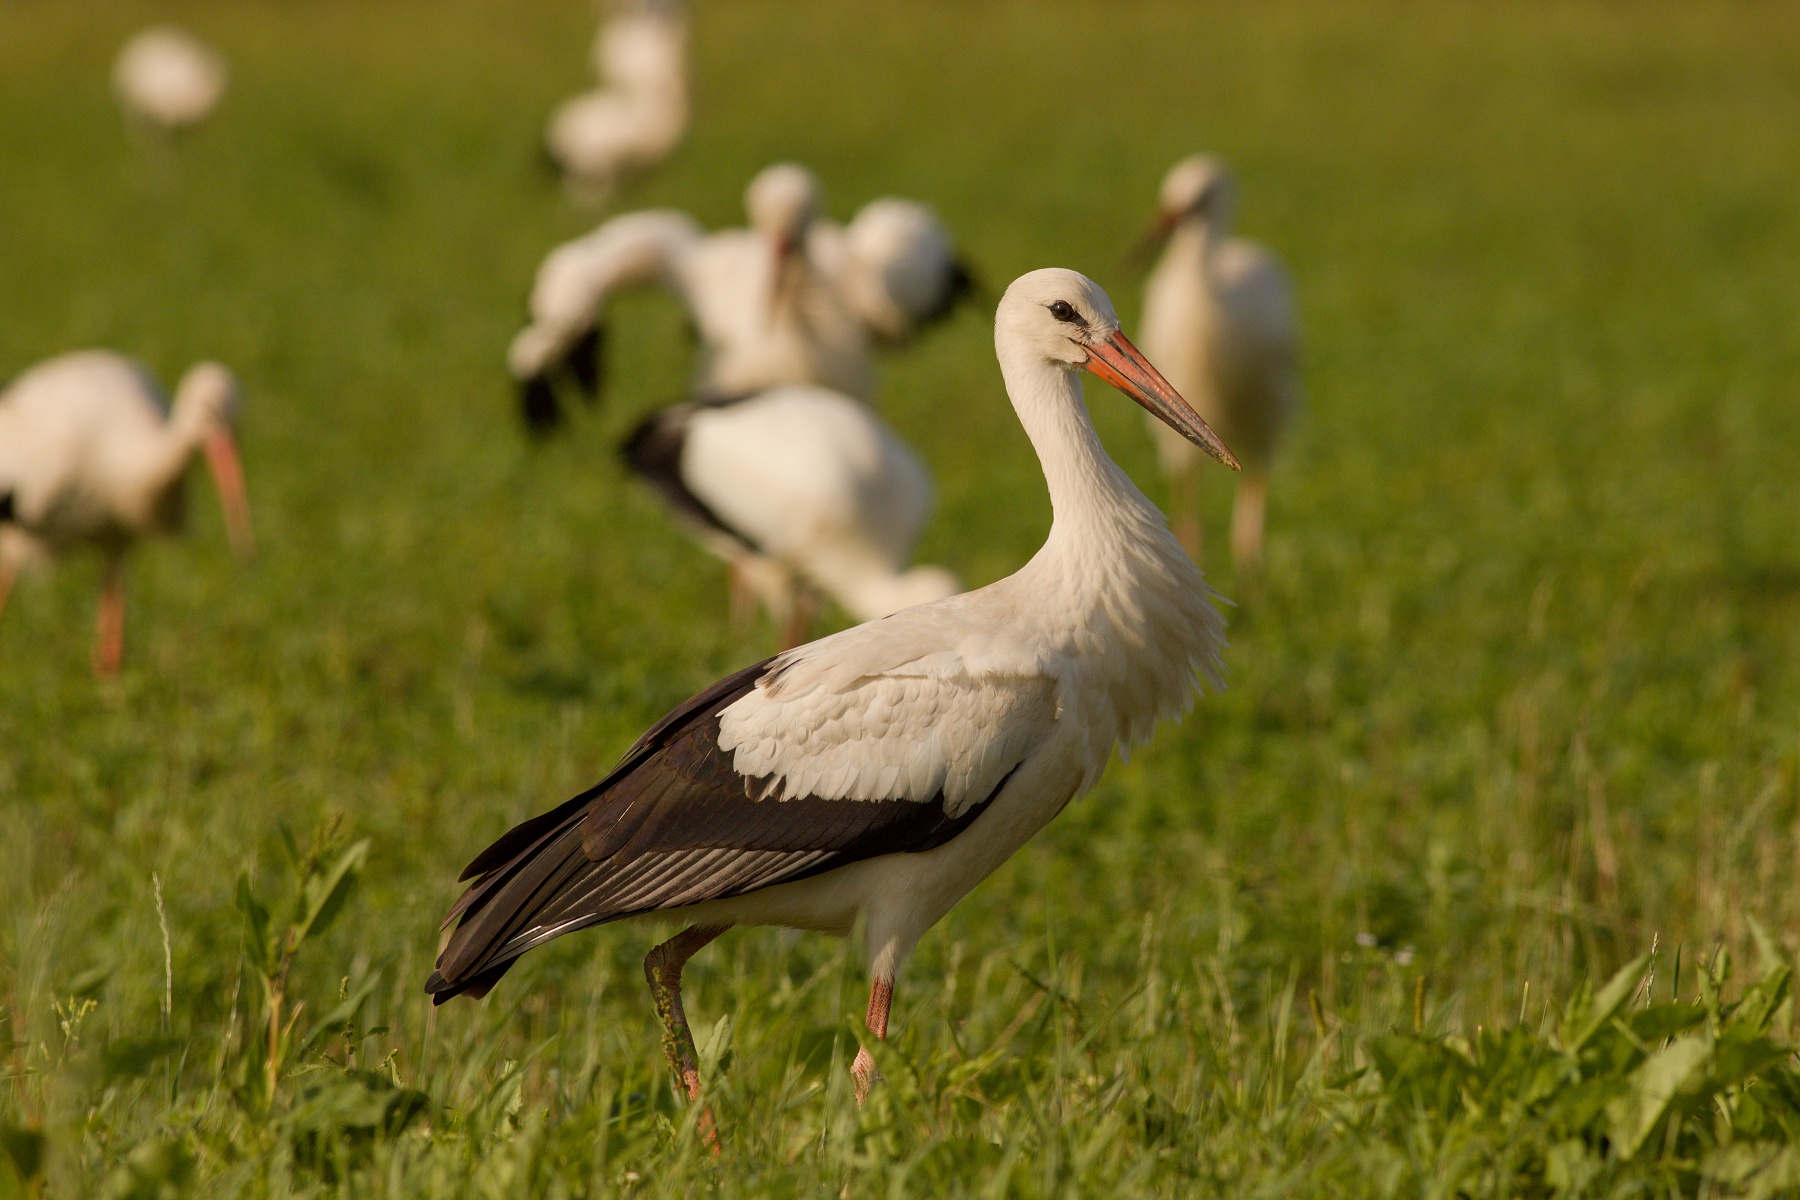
2,0,1799,1194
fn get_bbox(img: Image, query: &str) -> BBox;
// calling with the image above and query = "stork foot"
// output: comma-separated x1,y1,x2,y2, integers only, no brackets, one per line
644,924,730,1154
851,1045,883,1105
853,975,894,1107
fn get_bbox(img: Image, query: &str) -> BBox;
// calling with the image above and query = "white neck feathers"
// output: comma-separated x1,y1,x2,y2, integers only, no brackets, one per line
995,346,1228,761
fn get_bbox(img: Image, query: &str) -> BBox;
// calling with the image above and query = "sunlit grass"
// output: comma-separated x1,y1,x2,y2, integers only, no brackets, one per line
2,0,1799,1193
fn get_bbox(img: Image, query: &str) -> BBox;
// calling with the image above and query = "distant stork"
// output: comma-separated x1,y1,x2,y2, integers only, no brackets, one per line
113,27,227,133
544,0,687,199
1133,155,1300,566
621,384,959,644
508,162,975,433
0,352,253,677
428,269,1238,1142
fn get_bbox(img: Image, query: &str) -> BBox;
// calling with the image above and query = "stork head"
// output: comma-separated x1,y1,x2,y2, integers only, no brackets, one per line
173,361,255,559
997,269,1239,470
746,162,821,256
1158,154,1235,227
1122,155,1237,272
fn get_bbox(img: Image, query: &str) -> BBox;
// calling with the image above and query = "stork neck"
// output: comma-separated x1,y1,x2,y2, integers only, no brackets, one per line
998,348,1157,551
1167,218,1223,282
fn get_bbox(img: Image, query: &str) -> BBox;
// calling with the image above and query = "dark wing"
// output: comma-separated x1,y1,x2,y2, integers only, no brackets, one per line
562,324,605,400
912,257,978,333
618,393,762,554
425,657,1012,1003
0,491,13,523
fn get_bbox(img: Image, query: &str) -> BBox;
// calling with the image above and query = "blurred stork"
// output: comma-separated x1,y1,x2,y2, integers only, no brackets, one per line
113,27,227,133
545,0,687,199
622,384,959,645
1132,155,1300,566
509,163,975,432
428,269,1238,1140
0,352,253,677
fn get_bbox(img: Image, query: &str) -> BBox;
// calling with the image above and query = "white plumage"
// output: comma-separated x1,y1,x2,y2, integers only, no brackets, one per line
113,27,227,131
544,0,687,196
0,351,252,676
509,163,973,429
431,269,1240,1125
1136,155,1301,565
626,385,959,638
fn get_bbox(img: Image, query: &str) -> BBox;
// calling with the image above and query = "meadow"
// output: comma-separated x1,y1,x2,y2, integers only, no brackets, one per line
3,0,1800,1194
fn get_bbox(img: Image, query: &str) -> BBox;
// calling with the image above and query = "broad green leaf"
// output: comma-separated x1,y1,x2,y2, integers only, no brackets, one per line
1730,965,1792,1036
100,1035,183,1082
292,839,369,946
1570,953,1650,1052
295,975,380,1059
1605,1034,1711,1160
0,1124,43,1183
100,1138,193,1200
1710,1026,1789,1090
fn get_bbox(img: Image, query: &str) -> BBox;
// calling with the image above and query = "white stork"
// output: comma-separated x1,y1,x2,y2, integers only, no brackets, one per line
508,163,974,432
544,0,687,198
1133,155,1300,566
113,27,227,133
428,269,1238,1139
621,384,959,644
0,352,253,677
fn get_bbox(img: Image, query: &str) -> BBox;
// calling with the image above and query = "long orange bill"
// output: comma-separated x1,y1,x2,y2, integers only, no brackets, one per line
769,233,801,313
1117,208,1179,275
202,428,256,559
1085,330,1240,471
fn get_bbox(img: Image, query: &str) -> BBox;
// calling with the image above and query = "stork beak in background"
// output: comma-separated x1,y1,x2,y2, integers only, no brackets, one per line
1117,207,1180,275
202,427,256,559
768,233,802,309
1084,331,1240,471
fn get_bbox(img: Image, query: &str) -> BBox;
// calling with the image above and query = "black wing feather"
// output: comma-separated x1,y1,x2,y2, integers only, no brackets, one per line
619,393,763,554
427,658,1015,1003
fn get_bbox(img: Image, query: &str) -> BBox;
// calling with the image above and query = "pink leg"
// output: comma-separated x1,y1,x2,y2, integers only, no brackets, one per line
727,559,757,634
1171,465,1202,564
851,976,894,1105
1230,472,1268,570
92,558,126,679
779,584,819,651
644,924,731,1152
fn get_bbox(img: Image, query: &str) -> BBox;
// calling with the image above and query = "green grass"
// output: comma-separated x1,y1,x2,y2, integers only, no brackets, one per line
4,0,1800,1194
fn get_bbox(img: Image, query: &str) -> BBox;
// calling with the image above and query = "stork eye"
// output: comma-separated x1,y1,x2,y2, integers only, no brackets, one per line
1048,300,1081,324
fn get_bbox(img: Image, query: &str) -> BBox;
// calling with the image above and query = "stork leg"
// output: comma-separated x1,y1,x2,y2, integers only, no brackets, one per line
1230,471,1268,570
92,557,126,679
727,558,758,634
1171,464,1202,564
779,583,819,651
0,555,16,626
851,975,894,1106
644,924,730,1152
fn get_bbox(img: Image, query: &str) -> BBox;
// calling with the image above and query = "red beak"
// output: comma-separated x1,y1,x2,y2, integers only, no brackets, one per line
1118,207,1181,275
1084,330,1240,471
202,427,256,559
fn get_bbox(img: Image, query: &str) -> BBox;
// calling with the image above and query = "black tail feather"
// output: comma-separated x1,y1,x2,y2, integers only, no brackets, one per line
913,258,981,333
425,958,516,1004
563,324,605,401
0,491,13,523
519,375,562,435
